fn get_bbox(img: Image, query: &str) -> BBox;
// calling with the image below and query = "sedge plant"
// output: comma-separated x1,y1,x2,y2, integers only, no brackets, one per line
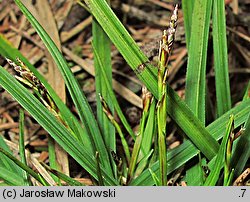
0,0,249,186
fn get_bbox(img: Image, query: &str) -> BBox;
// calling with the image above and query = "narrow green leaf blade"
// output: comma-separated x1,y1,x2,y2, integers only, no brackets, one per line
141,99,156,157
204,115,234,186
212,0,231,116
84,0,158,96
185,155,206,186
185,0,212,123
92,16,116,162
167,86,219,159
18,109,31,185
182,0,195,50
0,166,25,186
0,137,23,177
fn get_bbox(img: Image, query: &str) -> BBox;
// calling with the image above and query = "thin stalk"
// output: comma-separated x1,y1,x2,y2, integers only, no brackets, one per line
157,92,167,186
149,168,160,186
95,152,104,186
224,119,234,185
18,109,31,186
231,112,250,177
113,121,131,163
224,169,234,186
157,5,178,186
157,119,167,186
128,86,152,181
77,0,91,12
48,136,61,184
99,95,131,164
92,44,136,140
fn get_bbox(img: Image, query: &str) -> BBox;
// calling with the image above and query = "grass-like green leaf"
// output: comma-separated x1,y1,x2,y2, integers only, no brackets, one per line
18,109,31,186
48,136,60,184
14,0,113,175
130,99,250,185
0,66,118,185
0,166,26,186
185,155,206,186
0,136,23,177
92,12,116,176
93,16,115,154
185,0,212,124
182,0,195,50
184,0,214,179
212,0,231,116
204,115,234,186
140,99,156,158
167,86,219,159
84,0,158,96
224,169,234,186
95,152,104,186
128,87,153,180
128,132,143,180
110,115,131,164
0,129,25,185
149,168,160,186
135,150,154,177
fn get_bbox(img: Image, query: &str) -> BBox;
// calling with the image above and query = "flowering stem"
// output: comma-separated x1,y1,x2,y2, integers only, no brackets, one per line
157,4,178,186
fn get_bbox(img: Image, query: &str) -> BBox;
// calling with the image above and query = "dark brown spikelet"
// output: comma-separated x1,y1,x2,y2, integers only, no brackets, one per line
158,4,179,75
5,58,58,113
167,4,178,53
6,58,45,91
99,93,113,120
